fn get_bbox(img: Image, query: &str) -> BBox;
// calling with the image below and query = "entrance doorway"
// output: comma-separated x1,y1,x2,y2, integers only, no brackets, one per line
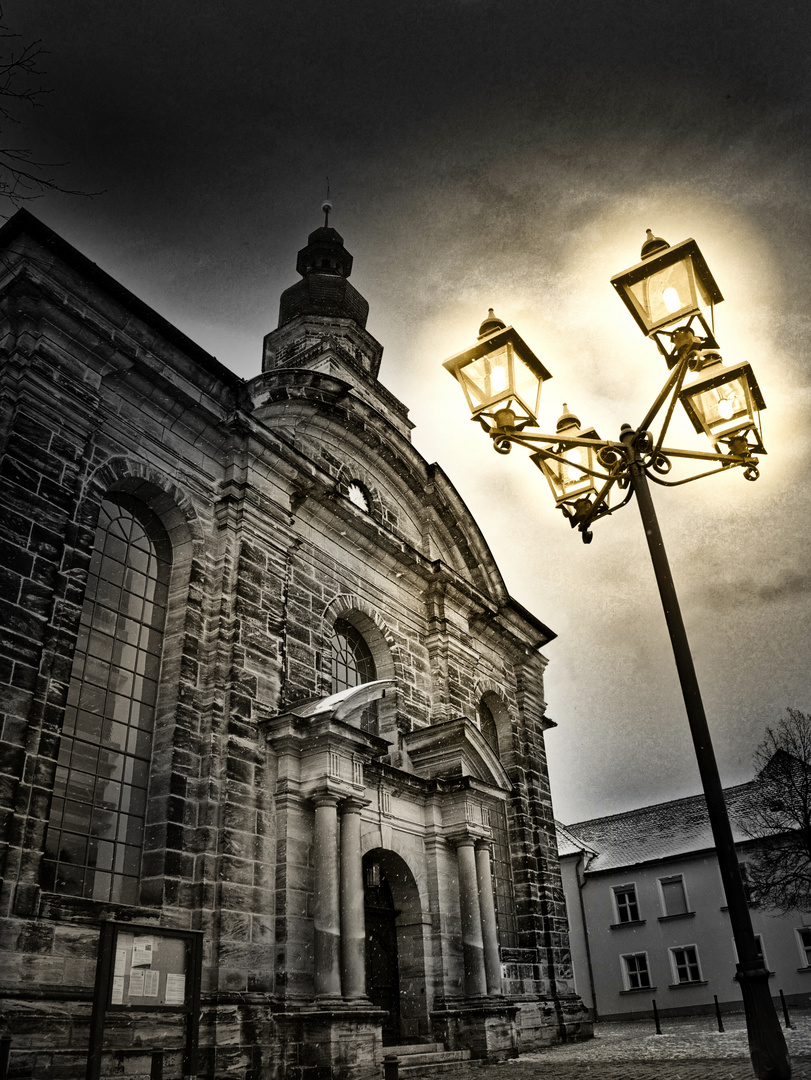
363,853,400,1043
362,848,429,1045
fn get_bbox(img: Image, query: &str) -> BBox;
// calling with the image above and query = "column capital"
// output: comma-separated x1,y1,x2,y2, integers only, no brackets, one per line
453,835,476,849
340,795,371,815
446,826,489,849
474,837,494,852
310,788,342,810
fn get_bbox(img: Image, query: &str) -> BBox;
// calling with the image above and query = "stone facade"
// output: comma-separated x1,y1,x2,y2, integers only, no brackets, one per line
0,209,590,1079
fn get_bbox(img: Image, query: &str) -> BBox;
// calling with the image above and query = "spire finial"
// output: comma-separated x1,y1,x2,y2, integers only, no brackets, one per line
322,176,332,227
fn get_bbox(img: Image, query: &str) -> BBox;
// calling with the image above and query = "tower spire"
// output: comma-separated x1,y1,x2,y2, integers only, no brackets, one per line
323,177,332,227
275,209,369,330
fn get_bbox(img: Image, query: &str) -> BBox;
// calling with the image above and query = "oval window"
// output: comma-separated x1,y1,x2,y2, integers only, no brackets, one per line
347,480,370,512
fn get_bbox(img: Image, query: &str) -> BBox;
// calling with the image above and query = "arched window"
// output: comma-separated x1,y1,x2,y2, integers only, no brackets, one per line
330,618,377,733
41,495,171,904
479,699,500,756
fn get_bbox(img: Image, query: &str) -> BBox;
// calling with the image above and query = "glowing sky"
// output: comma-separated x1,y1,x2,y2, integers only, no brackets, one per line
12,0,811,822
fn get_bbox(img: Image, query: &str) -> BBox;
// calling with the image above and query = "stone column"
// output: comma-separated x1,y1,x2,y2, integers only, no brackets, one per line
475,839,503,997
312,792,342,998
340,795,369,1000
456,836,488,997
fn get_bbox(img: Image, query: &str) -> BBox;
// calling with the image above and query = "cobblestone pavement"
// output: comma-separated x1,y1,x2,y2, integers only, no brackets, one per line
426,1010,811,1079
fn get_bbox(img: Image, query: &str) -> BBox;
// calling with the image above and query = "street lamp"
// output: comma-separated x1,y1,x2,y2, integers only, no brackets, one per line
441,312,552,428
610,229,724,366
679,354,767,457
531,406,604,534
443,232,791,1080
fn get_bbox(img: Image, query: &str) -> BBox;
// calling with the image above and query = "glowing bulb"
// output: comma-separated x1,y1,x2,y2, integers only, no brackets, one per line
662,286,682,313
565,448,582,467
717,397,734,420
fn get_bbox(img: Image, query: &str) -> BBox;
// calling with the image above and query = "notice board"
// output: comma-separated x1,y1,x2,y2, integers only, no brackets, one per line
86,921,202,1080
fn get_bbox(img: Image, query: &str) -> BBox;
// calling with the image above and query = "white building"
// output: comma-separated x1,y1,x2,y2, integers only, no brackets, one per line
558,761,811,1020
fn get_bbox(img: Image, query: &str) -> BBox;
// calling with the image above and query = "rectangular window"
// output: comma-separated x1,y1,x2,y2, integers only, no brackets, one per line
796,928,811,967
622,952,651,990
659,875,689,917
739,862,755,904
733,934,766,966
671,945,702,984
613,884,640,923
489,802,518,950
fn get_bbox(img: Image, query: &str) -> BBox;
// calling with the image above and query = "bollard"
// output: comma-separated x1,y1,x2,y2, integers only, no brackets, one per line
652,998,662,1035
779,989,793,1029
384,1056,399,1080
714,994,725,1033
0,1035,10,1080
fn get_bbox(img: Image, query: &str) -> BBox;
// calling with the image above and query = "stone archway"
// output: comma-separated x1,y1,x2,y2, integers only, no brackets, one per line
362,848,429,1045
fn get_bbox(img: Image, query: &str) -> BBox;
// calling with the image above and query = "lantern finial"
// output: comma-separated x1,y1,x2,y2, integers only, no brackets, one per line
641,229,669,259
556,404,581,433
478,308,507,339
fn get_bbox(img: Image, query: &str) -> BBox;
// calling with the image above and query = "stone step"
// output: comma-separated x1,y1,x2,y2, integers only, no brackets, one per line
384,1047,472,1072
385,1042,445,1056
395,1059,474,1077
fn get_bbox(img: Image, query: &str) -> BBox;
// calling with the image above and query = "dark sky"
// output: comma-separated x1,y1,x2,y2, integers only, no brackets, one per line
10,1,811,822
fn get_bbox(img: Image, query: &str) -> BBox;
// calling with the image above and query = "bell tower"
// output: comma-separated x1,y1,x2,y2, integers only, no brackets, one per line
262,202,384,381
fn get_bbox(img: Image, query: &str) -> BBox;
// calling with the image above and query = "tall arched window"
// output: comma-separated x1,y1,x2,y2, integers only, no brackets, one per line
478,699,500,756
42,495,171,904
330,618,377,733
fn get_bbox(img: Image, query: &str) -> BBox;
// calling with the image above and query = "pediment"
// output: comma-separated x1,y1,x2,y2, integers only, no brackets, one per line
404,718,511,790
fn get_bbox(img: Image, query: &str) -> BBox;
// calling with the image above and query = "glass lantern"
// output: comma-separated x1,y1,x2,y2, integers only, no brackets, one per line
679,358,766,454
611,233,723,361
443,312,552,428
531,406,602,507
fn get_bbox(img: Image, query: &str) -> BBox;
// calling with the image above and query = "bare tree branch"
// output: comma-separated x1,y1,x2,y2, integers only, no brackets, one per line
0,5,98,210
741,709,811,912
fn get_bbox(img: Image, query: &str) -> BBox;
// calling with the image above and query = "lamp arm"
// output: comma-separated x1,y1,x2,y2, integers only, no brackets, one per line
655,445,760,464
489,429,625,453
634,353,691,436
489,429,623,483
581,476,633,523
530,446,616,484
570,476,634,543
650,356,690,459
644,463,751,488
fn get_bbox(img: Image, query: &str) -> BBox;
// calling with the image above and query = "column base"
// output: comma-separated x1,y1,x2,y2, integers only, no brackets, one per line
430,999,519,1060
273,1004,389,1080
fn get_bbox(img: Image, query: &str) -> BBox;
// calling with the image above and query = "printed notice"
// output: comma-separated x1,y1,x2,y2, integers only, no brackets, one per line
114,949,127,977
131,936,154,967
111,976,125,1005
164,973,185,1006
142,969,160,997
128,969,145,997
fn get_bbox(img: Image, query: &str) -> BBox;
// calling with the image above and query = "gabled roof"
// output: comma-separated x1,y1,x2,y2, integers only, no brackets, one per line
556,779,764,873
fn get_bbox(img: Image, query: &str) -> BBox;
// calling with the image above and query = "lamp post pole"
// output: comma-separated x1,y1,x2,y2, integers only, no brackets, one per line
442,229,790,1079
621,424,790,1080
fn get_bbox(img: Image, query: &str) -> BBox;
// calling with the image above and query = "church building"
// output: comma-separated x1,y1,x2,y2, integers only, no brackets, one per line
0,208,590,1078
